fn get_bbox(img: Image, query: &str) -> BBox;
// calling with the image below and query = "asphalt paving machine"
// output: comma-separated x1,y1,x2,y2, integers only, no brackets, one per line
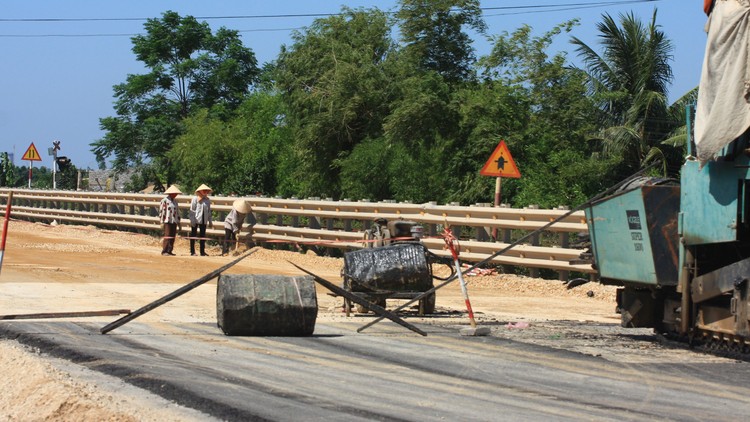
584,2,750,351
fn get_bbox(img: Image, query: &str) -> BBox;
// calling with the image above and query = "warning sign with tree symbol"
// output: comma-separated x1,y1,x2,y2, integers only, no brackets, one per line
479,140,520,178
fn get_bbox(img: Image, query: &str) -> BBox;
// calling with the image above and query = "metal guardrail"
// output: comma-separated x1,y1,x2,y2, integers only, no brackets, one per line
0,188,595,278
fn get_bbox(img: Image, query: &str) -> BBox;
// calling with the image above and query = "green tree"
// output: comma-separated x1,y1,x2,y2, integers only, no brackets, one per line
0,152,16,187
571,10,677,172
91,10,259,187
337,137,392,200
17,165,53,189
275,7,395,197
169,92,292,196
55,162,79,191
396,0,486,82
446,81,529,205
479,21,616,207
382,70,456,149
355,0,487,203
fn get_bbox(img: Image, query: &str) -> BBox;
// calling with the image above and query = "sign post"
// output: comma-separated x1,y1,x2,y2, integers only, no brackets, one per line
51,140,61,190
479,140,521,239
21,142,42,188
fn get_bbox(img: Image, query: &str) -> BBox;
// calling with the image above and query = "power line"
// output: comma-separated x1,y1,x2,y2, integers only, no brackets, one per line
484,1,660,17
0,0,660,22
0,27,303,38
482,0,659,12
0,0,664,38
0,13,338,23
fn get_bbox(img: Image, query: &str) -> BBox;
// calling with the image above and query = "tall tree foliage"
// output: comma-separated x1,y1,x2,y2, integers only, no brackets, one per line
275,7,394,197
91,10,259,188
571,10,677,172
354,0,487,203
0,152,16,187
396,0,486,82
479,22,616,207
168,92,292,196
86,6,684,208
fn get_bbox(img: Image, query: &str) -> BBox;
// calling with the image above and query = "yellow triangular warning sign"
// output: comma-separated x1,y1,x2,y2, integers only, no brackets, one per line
22,142,42,162
480,140,520,178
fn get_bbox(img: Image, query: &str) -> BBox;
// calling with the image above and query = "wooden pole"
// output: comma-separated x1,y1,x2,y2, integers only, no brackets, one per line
0,309,130,320
100,248,258,334
494,176,502,206
492,176,501,240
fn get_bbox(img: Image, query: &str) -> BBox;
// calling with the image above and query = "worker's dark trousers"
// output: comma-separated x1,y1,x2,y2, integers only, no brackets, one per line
190,224,207,255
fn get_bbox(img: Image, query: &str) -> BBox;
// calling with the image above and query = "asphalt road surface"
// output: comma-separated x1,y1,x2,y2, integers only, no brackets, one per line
2,318,749,421
2,221,749,420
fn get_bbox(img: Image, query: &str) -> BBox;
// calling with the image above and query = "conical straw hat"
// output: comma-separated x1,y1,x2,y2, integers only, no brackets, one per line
195,183,212,193
164,185,182,194
232,199,251,214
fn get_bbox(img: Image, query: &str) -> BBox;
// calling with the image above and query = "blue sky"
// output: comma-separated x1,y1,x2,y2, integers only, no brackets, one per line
1,0,703,170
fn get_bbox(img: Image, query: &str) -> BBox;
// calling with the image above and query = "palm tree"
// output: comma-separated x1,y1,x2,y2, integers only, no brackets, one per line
571,10,679,172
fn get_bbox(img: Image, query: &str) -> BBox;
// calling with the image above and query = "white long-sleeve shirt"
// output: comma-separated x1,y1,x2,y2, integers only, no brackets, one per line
223,209,245,233
189,195,211,226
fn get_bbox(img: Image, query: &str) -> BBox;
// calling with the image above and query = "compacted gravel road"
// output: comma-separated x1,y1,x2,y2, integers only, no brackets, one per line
1,220,748,421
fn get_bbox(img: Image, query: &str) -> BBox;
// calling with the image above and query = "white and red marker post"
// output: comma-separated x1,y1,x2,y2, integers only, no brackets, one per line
442,227,478,328
0,191,13,276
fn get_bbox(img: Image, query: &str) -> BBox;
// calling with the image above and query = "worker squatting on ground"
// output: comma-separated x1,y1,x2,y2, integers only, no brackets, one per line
222,199,252,256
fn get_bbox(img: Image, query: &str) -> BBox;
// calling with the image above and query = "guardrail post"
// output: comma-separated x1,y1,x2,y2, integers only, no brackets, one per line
495,204,513,274
424,202,437,237
447,202,462,239
474,203,492,241
558,233,570,281
475,226,490,241
342,199,353,232
558,206,571,281
245,213,257,247
323,198,335,230
527,205,540,278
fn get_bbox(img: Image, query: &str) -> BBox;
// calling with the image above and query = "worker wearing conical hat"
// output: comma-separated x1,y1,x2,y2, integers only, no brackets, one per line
222,199,252,256
189,184,213,256
159,185,182,256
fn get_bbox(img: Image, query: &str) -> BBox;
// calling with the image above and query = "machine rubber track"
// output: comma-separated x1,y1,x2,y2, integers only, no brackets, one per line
659,329,750,362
